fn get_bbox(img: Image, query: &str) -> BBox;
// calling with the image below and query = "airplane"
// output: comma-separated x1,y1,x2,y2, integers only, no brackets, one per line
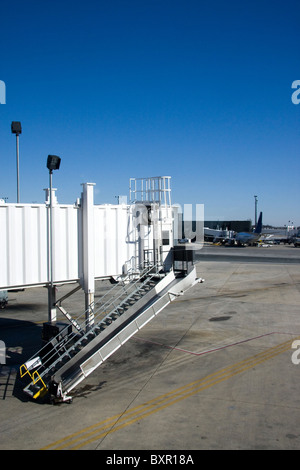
0,290,8,309
234,212,263,246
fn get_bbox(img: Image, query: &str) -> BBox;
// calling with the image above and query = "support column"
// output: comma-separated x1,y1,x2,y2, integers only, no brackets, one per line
138,221,145,270
46,183,58,323
81,183,96,330
48,286,57,323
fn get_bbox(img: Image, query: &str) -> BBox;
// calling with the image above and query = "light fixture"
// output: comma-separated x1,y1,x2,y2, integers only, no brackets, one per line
46,154,61,322
47,155,61,171
11,121,22,202
11,121,22,135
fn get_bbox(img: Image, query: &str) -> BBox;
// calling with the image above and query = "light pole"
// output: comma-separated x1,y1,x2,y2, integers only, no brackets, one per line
46,155,61,322
11,121,22,203
254,195,258,227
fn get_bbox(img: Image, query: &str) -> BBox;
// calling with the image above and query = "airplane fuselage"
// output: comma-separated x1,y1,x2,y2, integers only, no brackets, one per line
235,232,261,245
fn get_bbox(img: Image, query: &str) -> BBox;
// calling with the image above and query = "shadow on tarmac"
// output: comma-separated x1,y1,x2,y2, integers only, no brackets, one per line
0,317,43,403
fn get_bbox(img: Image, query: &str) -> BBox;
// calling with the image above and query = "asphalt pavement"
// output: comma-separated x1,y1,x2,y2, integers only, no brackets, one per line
1,243,300,452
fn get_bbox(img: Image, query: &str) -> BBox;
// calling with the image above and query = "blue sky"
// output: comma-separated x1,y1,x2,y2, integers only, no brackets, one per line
0,0,299,226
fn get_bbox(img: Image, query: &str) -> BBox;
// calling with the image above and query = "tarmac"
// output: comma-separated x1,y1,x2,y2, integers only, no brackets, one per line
1,243,300,452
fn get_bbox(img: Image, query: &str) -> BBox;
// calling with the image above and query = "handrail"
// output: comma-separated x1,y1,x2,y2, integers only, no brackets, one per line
19,363,48,399
37,267,164,376
20,262,165,386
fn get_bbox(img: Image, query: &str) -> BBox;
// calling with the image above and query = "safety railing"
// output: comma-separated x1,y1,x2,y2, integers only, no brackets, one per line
20,261,165,391
20,363,48,399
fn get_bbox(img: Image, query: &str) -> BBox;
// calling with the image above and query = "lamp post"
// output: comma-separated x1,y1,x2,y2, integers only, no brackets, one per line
11,121,22,203
47,155,61,322
254,195,258,228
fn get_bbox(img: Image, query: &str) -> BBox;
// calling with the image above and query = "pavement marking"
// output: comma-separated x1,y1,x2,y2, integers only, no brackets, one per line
133,331,297,356
42,337,297,450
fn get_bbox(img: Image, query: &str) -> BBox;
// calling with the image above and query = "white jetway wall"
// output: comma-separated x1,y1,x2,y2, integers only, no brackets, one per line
0,204,49,288
0,182,174,291
0,201,78,289
94,204,137,279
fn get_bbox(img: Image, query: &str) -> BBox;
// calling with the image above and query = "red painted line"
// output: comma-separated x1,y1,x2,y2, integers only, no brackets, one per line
133,331,298,356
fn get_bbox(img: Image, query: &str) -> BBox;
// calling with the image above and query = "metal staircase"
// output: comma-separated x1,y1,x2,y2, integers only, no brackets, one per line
20,254,202,404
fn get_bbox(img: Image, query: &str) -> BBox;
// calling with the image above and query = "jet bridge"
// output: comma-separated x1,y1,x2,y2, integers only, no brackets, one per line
19,250,203,403
17,176,204,403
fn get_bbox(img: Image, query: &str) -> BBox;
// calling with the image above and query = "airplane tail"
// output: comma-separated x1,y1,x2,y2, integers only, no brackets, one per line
255,212,262,233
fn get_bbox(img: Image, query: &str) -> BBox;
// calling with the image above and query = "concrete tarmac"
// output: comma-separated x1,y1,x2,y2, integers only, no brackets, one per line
1,243,300,451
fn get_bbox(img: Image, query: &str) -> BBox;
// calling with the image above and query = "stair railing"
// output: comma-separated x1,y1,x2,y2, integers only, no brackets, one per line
20,261,165,389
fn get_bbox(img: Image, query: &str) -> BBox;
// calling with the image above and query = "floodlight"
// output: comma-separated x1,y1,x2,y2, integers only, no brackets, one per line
11,121,22,135
46,154,61,322
47,155,61,171
11,121,22,202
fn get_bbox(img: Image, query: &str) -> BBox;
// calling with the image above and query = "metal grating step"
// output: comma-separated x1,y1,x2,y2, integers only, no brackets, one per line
20,263,165,401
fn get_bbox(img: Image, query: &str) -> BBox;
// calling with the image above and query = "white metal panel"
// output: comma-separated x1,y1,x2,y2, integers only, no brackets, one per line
0,202,141,288
0,204,49,288
0,203,81,289
53,205,80,283
81,183,95,293
22,205,48,286
8,206,24,286
94,205,137,278
0,182,174,290
0,205,9,287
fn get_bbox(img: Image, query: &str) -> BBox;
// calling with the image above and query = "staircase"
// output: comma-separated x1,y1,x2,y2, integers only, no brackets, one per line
20,258,202,404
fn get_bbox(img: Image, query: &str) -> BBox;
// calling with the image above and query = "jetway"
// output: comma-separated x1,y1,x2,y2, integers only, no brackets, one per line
0,184,138,289
20,250,202,403
2,175,204,403
0,177,176,321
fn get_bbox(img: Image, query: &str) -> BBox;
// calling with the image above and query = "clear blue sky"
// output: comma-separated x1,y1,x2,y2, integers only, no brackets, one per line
0,0,299,226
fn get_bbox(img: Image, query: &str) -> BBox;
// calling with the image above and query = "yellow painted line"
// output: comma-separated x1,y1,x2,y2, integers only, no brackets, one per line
42,337,296,450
